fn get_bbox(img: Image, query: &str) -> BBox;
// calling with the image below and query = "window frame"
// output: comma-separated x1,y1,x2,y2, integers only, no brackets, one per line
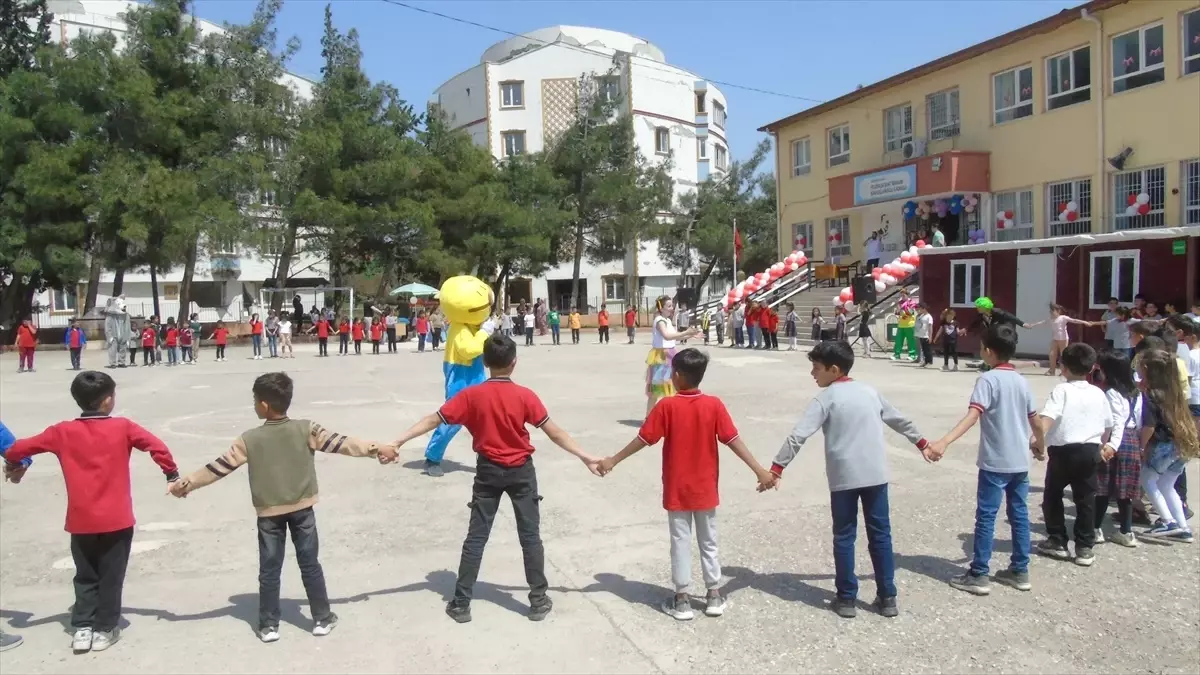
1111,23,1165,93
1046,177,1093,236
1184,9,1200,76
599,77,620,103
791,221,814,256
791,137,811,177
1045,45,1092,110
825,216,851,258
926,88,960,140
603,276,626,301
501,130,526,158
883,103,913,153
695,92,706,114
1112,165,1166,230
654,127,670,155
499,80,524,109
827,124,851,167
1088,249,1140,309
949,259,986,308
49,287,78,314
714,144,727,170
992,64,1034,124
993,188,1035,240
712,101,726,128
1184,158,1200,226
697,138,707,160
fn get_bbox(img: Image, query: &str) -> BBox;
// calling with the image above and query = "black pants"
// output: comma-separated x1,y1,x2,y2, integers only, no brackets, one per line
1043,443,1100,548
128,348,137,365
454,457,547,607
372,339,380,354
142,346,153,364
318,337,328,356
598,326,609,343
354,339,362,354
70,527,134,631
431,329,442,350
339,333,349,354
181,346,193,362
1095,495,1133,534
387,327,397,352
919,337,934,365
525,327,534,345
216,344,226,359
1177,469,1189,507
69,347,82,369
571,328,580,344
811,324,821,342
257,507,331,630
942,338,958,366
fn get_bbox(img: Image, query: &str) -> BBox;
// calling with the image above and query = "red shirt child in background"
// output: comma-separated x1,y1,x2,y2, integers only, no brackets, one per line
370,321,384,345
141,325,156,348
338,319,351,335
211,321,229,362
314,319,330,338
352,320,365,342
596,348,774,618
165,324,178,348
16,318,38,372
624,308,636,328
250,317,263,335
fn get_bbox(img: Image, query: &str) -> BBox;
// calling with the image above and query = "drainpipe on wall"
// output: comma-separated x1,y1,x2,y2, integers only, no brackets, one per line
1082,8,1104,231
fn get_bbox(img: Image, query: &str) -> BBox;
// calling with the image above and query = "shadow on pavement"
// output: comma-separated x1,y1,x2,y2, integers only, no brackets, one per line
399,458,476,475
615,420,643,429
721,566,836,611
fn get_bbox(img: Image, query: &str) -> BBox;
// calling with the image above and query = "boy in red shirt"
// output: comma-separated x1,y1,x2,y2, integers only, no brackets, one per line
211,321,229,362
337,317,351,356
390,333,601,624
140,322,157,366
63,318,87,370
766,307,780,350
598,348,774,620
597,307,610,344
370,319,383,354
15,317,37,373
179,323,194,364
746,302,762,349
624,307,637,344
165,318,179,366
3,371,179,653
307,316,331,357
351,318,365,355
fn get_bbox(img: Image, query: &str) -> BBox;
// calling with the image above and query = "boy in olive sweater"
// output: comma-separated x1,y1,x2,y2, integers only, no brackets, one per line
170,372,397,643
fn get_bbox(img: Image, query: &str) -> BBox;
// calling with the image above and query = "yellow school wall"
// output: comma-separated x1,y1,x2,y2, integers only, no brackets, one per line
772,0,1200,263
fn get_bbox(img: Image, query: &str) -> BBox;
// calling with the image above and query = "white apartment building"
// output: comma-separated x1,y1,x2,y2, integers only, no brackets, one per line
32,0,327,326
432,26,730,312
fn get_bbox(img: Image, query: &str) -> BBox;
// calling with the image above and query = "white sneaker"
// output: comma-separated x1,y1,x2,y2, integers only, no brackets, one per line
71,628,93,652
90,628,119,652
312,613,338,636
1109,531,1138,547
1095,529,1106,545
259,627,280,643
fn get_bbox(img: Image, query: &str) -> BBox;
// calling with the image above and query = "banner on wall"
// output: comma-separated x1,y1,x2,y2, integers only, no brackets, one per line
860,203,906,256
853,165,917,206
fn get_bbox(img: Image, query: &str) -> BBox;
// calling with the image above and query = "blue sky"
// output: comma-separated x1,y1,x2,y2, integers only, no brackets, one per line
195,0,1076,162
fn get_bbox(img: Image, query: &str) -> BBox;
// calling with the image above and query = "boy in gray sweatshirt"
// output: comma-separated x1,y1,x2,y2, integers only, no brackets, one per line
764,341,932,619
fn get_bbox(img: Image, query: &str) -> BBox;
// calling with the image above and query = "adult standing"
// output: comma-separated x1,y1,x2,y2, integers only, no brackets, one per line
732,303,745,347
385,309,398,353
931,223,946,248
292,294,304,326
265,311,280,358
429,307,445,351
535,299,548,336
865,231,882,271
362,298,376,337
713,306,726,345
103,295,131,368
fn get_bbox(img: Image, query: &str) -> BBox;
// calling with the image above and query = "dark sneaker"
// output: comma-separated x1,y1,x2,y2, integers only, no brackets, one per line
1074,547,1095,567
874,595,899,618
993,569,1031,591
1037,539,1071,560
1166,528,1195,544
312,613,338,636
949,572,991,596
1144,521,1180,539
423,460,444,478
704,592,727,617
445,602,472,623
661,595,694,621
528,598,553,622
0,631,23,652
831,597,856,619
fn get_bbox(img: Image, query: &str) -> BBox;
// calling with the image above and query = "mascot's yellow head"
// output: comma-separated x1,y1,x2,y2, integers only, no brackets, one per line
439,275,493,327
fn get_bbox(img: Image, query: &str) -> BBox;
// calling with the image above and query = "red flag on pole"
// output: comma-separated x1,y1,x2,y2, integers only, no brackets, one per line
734,227,743,254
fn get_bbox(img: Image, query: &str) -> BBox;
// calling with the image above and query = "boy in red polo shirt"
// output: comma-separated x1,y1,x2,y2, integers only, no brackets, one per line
140,321,156,366
337,316,351,355
624,307,637,344
351,318,365,355
390,333,601,624
597,348,774,620
3,371,179,653
211,321,229,362
165,318,179,366
370,319,383,354
15,318,37,373
307,315,331,357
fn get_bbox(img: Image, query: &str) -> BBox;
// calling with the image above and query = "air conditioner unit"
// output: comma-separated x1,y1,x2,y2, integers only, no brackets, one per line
902,138,928,160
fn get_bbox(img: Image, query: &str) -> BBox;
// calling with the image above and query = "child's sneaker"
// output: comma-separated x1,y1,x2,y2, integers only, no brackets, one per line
445,602,472,623
993,568,1031,591
704,592,726,617
1094,529,1106,544
71,628,93,653
1037,539,1071,560
874,595,899,617
90,628,119,652
1144,520,1179,538
661,594,694,621
1166,528,1195,544
1074,547,1095,567
1109,530,1139,548
830,597,856,618
948,572,991,596
312,613,338,636
0,631,22,652
258,626,280,643
528,597,553,622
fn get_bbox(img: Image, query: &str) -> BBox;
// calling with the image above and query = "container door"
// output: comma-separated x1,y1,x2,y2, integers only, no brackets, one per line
1015,253,1055,356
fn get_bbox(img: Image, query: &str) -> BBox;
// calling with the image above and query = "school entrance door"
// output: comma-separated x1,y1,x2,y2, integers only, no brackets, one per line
1016,253,1055,357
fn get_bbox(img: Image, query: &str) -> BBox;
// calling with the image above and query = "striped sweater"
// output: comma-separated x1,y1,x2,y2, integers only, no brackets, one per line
175,418,387,517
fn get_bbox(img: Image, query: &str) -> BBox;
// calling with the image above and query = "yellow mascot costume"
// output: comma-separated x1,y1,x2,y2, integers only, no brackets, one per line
423,275,495,476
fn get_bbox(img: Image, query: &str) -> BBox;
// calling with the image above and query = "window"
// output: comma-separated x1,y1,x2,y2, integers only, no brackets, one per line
500,81,524,108
697,138,707,160
258,190,278,207
501,130,525,157
1185,159,1200,225
825,217,850,258
655,127,670,155
791,137,810,176
950,259,985,308
827,124,850,167
883,104,912,152
712,101,726,128
163,283,180,301
791,222,814,256
263,231,287,256
714,144,727,170
600,77,620,103
1046,45,1091,110
695,92,706,114
1113,166,1166,230
993,189,1034,241
993,65,1033,124
604,276,625,301
1046,178,1092,237
927,88,960,140
1089,250,1139,308
50,287,78,313
1112,24,1165,93
1185,9,1200,76
212,237,237,254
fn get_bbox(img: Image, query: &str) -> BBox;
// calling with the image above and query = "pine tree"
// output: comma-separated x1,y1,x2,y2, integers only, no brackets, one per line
0,0,52,77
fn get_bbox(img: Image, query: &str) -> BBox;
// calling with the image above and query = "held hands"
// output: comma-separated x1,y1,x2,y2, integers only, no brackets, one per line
377,444,399,465
166,479,188,498
755,469,779,492
1029,436,1047,461
1100,444,1116,462
922,440,947,463
595,456,617,477
4,463,27,484
582,455,604,477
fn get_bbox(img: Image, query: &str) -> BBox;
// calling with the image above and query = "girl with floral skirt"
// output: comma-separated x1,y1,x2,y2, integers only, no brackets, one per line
1091,348,1142,547
645,296,698,419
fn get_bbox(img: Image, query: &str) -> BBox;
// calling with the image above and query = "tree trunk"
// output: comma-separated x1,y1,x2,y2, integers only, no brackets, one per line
110,239,128,297
693,257,718,295
149,264,160,319
270,221,298,313
0,275,34,333
176,234,199,324
569,221,585,311
83,253,103,315
492,261,511,311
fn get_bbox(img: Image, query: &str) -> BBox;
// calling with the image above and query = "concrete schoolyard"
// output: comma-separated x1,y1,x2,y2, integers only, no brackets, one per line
1,336,1197,674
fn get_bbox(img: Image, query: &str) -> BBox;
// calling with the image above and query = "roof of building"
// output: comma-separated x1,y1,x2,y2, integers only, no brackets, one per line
480,26,666,64
758,0,1128,133
917,226,1200,256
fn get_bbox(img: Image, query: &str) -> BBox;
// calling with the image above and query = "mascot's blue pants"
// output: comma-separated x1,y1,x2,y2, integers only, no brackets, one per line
425,358,487,463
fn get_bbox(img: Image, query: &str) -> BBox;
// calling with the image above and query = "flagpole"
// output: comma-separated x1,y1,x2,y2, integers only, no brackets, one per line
732,217,738,295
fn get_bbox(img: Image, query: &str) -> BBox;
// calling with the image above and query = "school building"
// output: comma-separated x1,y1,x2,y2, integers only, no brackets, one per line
760,0,1200,269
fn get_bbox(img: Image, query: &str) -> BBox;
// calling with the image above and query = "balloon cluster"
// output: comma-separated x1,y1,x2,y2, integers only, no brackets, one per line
995,208,1016,230
967,226,988,245
722,250,808,309
833,241,926,306
904,195,977,221
1056,200,1082,223
1123,192,1152,218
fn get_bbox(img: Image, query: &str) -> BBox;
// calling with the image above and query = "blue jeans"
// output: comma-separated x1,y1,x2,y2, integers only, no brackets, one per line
252,334,262,356
734,327,744,346
167,346,178,364
970,469,1030,576
747,325,759,348
267,334,278,357
550,325,560,344
830,483,895,600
